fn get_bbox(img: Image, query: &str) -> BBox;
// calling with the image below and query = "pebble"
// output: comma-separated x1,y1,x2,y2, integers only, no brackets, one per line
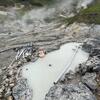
0,89,3,93
1,85,5,91
0,69,2,75
9,83,15,87
5,78,9,82
49,64,52,67
5,83,9,87
2,66,7,70
0,94,2,98
9,78,15,84
8,70,13,76
7,96,13,100
17,61,22,65
5,88,11,97
3,75,7,80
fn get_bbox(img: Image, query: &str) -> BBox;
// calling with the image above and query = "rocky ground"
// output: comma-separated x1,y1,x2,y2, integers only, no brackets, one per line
0,24,100,100
45,38,100,100
0,0,100,100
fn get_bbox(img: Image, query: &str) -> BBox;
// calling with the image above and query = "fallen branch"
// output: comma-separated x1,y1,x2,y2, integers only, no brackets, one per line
0,42,37,53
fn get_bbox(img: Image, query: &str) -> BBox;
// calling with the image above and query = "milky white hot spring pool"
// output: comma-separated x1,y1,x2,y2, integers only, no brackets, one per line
22,43,89,100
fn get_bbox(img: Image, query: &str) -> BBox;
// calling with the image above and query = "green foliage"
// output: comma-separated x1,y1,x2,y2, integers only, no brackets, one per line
29,0,51,5
0,0,15,6
66,3,100,25
0,0,55,6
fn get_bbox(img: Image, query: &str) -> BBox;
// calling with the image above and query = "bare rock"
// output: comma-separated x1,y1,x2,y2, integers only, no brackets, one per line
45,82,96,100
5,88,11,97
0,69,2,75
82,38,100,54
12,78,33,100
8,70,13,76
81,73,97,91
93,63,100,72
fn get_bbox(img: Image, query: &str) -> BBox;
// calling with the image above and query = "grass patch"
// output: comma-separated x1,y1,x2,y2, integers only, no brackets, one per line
65,3,100,25
0,0,56,7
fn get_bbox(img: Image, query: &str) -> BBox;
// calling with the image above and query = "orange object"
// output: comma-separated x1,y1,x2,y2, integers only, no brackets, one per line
38,48,46,58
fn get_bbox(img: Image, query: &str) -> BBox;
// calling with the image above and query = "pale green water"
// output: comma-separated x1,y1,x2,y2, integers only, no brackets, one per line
22,42,89,100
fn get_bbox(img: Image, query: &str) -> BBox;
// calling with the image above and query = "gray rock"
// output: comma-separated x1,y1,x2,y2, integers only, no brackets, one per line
0,69,2,75
82,41,93,53
80,64,87,74
45,82,96,100
5,88,11,97
82,38,100,53
77,56,100,74
93,63,100,72
65,71,75,80
2,66,7,70
90,48,100,57
92,57,100,72
82,73,97,91
12,78,33,100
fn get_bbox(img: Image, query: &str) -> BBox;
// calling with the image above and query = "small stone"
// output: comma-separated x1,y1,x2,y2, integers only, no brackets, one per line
5,78,9,82
93,63,100,72
49,64,52,67
82,73,97,91
8,70,13,76
3,75,7,80
9,78,15,84
0,94,2,98
5,83,9,87
17,61,22,65
2,66,7,70
0,89,3,93
7,96,13,100
9,83,15,87
0,69,2,75
1,85,5,91
5,88,11,97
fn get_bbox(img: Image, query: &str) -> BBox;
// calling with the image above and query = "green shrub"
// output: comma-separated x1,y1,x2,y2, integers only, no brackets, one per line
0,0,55,6
65,3,100,25
0,0,15,6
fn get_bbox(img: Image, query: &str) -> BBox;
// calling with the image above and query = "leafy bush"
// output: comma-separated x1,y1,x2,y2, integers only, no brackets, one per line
65,3,100,25
0,0,55,6
0,0,14,6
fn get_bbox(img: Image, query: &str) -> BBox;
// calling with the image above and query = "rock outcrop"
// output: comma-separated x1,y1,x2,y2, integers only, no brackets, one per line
13,79,33,100
45,82,96,100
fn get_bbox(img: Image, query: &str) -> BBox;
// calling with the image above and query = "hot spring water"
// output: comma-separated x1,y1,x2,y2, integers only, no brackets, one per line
22,42,89,100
